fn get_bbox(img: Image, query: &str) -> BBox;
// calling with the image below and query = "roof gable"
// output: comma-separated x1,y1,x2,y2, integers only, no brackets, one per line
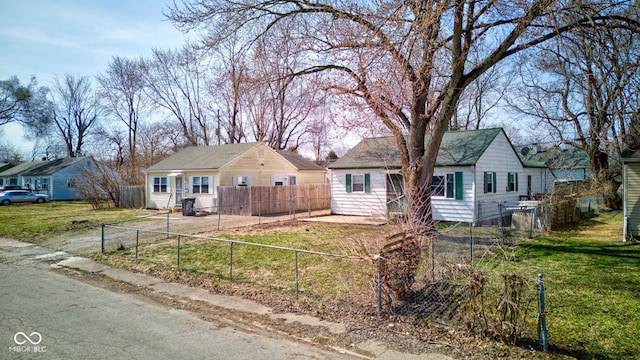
329,128,503,169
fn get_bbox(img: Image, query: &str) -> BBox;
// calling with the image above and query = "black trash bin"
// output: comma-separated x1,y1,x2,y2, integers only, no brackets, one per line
181,198,196,216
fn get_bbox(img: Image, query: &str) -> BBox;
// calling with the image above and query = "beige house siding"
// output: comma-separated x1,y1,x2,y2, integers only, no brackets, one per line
219,143,296,186
625,161,640,239
295,171,327,185
143,142,326,210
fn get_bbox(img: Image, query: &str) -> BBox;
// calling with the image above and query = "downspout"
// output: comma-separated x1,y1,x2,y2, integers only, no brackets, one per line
144,172,148,209
623,162,628,242
472,165,477,225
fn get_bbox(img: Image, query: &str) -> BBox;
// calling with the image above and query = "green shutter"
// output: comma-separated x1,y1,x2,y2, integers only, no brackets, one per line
515,173,519,191
493,172,497,193
346,174,352,193
455,172,463,200
483,172,488,194
364,173,371,193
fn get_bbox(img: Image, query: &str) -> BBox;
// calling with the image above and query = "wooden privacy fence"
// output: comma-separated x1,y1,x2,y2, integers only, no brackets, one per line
120,185,145,209
217,184,331,216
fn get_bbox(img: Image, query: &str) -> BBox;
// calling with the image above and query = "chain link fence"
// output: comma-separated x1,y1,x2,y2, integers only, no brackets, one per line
375,203,544,344
100,200,545,346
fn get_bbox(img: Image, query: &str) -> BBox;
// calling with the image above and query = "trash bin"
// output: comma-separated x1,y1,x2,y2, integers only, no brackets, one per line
181,198,196,216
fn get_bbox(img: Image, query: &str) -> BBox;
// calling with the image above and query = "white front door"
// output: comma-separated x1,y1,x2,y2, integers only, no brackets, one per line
175,176,183,206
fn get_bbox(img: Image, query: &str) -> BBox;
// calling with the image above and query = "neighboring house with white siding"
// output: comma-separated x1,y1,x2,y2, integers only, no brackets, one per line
623,149,640,240
142,142,326,210
328,128,552,223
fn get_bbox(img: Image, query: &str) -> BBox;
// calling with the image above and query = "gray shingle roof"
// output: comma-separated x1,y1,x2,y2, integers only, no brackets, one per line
276,150,325,171
145,143,259,171
21,157,89,176
0,161,47,176
329,128,503,169
525,147,589,169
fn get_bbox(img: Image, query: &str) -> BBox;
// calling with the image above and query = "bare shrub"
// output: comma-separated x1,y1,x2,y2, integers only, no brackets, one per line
458,263,532,345
74,159,121,209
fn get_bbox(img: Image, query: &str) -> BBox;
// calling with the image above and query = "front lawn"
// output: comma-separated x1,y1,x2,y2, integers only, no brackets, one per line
510,212,639,359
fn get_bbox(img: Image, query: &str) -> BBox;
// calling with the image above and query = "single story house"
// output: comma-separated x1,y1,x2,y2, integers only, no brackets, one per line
0,162,16,188
20,156,96,200
623,149,640,240
142,142,327,210
524,146,591,181
0,161,47,189
328,128,552,223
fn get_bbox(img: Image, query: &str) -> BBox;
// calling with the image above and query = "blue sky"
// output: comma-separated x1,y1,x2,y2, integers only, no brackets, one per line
0,0,189,153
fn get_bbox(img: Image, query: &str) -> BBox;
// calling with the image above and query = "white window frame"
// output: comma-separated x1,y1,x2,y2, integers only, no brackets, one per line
191,176,212,193
432,173,455,198
153,177,168,193
352,174,365,192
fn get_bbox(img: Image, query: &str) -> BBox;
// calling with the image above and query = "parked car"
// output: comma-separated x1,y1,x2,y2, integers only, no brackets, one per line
0,190,49,205
0,185,23,191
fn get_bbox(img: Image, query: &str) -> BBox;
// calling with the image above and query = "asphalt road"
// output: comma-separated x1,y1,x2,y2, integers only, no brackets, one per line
0,244,356,360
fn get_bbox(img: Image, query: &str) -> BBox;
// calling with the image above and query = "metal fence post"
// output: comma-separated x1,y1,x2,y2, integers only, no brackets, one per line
177,235,181,269
135,230,139,260
375,255,382,316
295,251,299,298
537,273,549,352
167,211,170,238
101,223,105,253
229,242,234,281
469,222,473,262
217,206,221,231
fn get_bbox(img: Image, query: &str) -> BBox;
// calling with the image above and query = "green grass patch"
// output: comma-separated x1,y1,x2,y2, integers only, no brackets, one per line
507,212,640,359
64,206,640,359
0,201,149,245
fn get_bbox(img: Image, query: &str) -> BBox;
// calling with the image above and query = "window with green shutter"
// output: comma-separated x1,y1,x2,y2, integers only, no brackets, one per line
431,172,463,199
507,172,519,192
484,171,497,193
455,172,463,200
347,173,370,193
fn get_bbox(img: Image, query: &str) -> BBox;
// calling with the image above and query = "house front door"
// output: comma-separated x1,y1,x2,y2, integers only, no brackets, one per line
386,173,407,217
175,176,184,206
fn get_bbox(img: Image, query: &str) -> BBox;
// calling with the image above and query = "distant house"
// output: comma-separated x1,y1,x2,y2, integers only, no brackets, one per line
0,162,16,188
0,161,47,189
623,149,640,240
20,157,96,200
142,142,327,210
525,146,591,181
328,128,552,222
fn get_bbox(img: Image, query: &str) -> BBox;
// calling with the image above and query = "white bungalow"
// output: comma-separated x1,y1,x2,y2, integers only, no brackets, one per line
328,128,552,223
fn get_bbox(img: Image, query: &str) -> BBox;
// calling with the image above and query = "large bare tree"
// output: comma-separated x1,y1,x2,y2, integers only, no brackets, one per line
167,0,638,232
208,37,249,144
142,46,214,146
245,19,323,151
50,74,99,158
1,76,52,138
512,6,639,209
96,56,149,183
